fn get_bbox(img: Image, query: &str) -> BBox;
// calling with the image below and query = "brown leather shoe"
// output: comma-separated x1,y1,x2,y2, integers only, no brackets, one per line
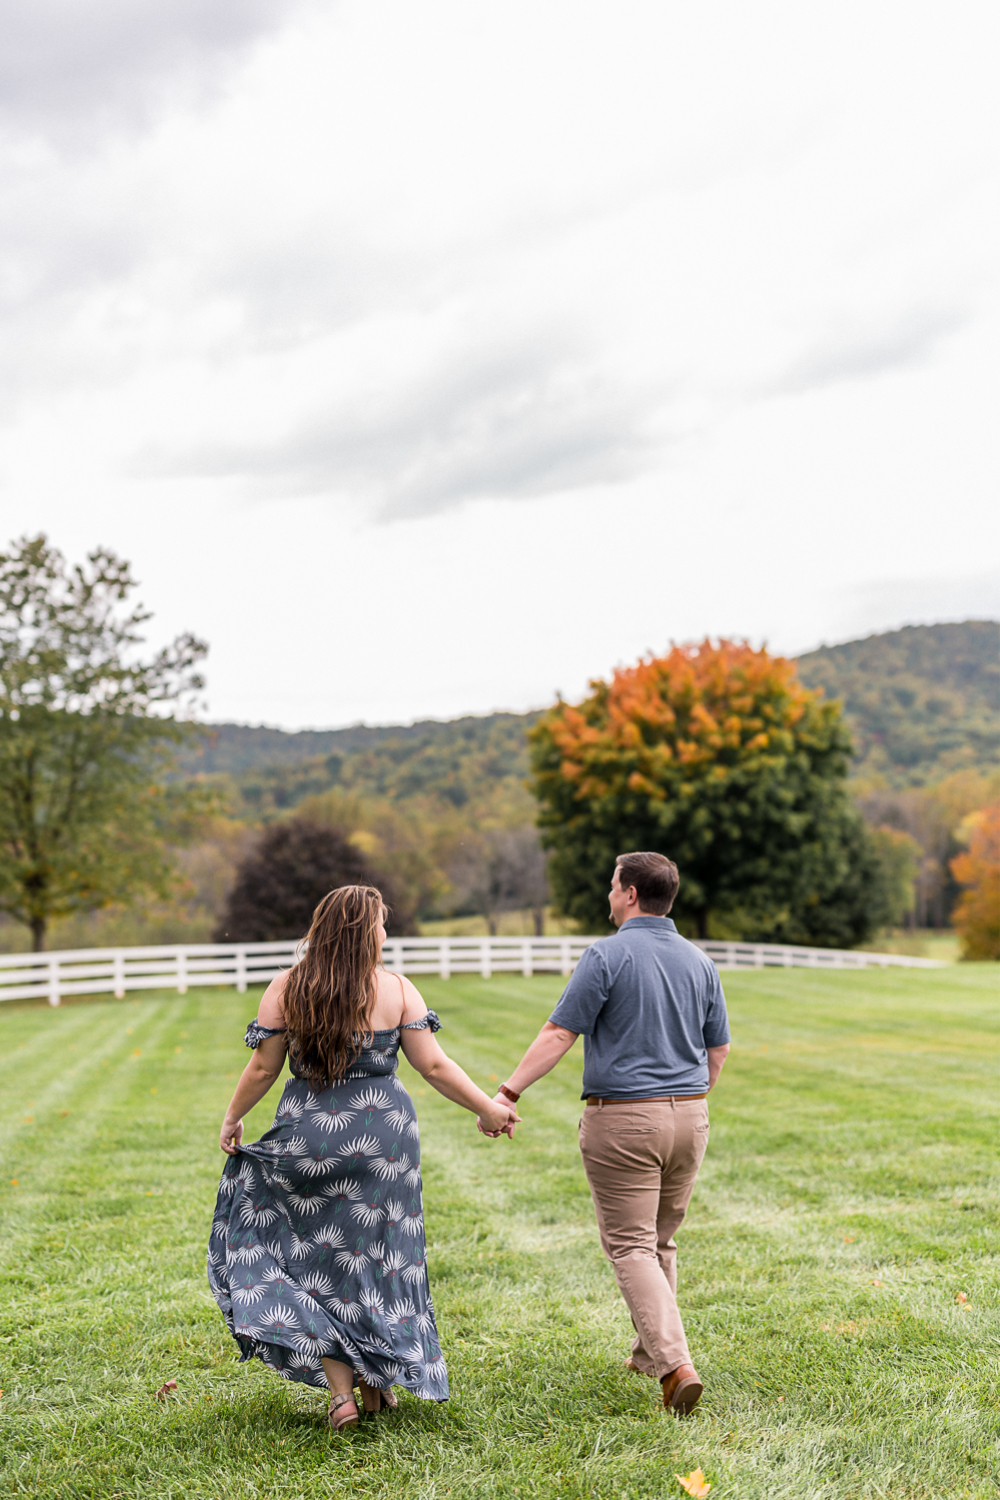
661,1363,703,1414
624,1357,655,1378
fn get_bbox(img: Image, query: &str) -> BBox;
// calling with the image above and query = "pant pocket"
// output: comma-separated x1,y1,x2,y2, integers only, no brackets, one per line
605,1104,659,1134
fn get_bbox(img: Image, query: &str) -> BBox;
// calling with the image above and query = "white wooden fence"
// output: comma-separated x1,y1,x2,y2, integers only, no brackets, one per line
0,935,943,1006
695,940,942,971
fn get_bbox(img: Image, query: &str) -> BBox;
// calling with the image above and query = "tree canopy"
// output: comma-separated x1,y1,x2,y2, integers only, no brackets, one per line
0,535,206,948
215,817,417,942
950,803,1000,960
529,639,891,944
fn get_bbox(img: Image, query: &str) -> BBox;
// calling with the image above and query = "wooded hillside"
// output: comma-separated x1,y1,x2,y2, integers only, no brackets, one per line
182,620,998,814
796,621,998,786
180,712,539,825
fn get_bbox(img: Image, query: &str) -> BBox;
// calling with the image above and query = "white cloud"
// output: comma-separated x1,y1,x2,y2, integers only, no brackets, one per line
0,0,304,141
0,0,996,724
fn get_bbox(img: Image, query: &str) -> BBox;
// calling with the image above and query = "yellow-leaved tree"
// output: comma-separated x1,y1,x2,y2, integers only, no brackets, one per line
950,804,1000,960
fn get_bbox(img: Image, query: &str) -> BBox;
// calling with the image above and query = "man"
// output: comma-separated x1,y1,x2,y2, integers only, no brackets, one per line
483,851,730,1414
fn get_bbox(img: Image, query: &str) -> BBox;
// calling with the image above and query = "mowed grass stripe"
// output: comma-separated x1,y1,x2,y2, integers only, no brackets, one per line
0,1002,188,1185
0,967,997,1499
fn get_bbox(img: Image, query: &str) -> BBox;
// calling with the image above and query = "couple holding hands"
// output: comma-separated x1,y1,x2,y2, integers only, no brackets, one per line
208,852,730,1429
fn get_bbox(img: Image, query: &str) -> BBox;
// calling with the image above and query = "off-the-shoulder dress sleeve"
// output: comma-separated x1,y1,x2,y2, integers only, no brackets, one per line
245,1018,287,1049
401,1009,442,1032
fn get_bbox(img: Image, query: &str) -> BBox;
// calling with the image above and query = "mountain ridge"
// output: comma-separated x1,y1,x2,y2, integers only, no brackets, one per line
178,621,998,797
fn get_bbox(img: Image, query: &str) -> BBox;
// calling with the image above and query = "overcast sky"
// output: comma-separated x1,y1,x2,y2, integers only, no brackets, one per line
1,1,997,728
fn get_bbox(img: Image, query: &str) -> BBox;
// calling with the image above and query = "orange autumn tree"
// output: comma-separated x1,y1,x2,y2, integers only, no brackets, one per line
950,804,1000,960
529,639,890,943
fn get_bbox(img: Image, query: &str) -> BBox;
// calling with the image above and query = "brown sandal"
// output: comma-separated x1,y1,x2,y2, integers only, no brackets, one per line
328,1392,359,1430
357,1375,398,1414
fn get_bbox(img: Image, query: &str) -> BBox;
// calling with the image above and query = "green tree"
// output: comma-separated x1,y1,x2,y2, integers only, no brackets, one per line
0,535,207,949
868,825,921,928
529,639,891,945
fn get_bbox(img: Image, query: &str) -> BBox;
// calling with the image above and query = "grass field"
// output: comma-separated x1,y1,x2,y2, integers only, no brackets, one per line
0,966,997,1499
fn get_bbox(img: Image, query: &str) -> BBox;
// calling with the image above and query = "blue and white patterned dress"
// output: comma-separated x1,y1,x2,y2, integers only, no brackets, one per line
207,1012,448,1400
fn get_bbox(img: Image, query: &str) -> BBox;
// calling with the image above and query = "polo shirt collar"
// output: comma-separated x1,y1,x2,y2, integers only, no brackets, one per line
621,915,677,933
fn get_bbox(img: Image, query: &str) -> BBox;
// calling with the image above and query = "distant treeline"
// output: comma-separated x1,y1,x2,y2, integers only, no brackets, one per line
6,620,993,952
180,621,998,806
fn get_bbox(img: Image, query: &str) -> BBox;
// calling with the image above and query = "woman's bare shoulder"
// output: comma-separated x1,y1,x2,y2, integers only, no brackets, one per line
398,974,428,1026
257,970,290,1029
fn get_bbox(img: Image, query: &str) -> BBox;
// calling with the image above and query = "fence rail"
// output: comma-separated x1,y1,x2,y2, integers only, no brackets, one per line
0,936,944,1006
695,940,943,971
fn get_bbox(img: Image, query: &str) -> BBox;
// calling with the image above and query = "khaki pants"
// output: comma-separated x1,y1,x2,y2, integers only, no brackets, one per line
578,1097,709,1379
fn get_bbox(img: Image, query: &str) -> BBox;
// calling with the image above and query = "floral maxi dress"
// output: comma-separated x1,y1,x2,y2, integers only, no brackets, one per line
207,1012,449,1400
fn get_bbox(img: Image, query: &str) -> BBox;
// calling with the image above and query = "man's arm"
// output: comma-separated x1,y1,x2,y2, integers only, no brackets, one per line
479,1021,579,1134
707,1043,730,1090
506,1021,579,1094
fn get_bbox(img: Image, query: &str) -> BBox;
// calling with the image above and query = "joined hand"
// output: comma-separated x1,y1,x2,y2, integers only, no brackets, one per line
476,1094,522,1139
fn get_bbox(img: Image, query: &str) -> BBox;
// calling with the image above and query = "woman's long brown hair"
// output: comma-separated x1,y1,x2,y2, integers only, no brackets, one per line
282,885,385,1085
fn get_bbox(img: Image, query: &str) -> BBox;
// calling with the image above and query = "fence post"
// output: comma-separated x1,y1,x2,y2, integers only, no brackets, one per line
235,948,247,994
177,949,188,996
522,939,532,978
560,939,572,977
48,956,61,1007
440,940,451,981
113,949,126,999
480,940,492,980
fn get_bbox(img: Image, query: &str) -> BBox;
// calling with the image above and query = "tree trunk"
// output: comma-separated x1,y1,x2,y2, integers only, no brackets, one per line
697,909,709,940
31,914,46,952
487,914,498,936
533,906,544,937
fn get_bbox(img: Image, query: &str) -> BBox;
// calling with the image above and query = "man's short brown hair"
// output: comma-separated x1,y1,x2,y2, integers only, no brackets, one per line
615,851,680,914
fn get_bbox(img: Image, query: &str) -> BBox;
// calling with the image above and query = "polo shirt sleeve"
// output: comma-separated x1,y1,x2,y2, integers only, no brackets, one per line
547,944,610,1035
702,963,731,1047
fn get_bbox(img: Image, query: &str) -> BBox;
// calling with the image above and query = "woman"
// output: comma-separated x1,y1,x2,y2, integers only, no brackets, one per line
207,885,516,1430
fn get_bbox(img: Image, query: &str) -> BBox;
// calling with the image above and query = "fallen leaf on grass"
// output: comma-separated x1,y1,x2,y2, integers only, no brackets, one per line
870,1279,882,1287
843,1236,854,1243
155,1381,178,1400
955,1292,967,1304
676,1469,711,1498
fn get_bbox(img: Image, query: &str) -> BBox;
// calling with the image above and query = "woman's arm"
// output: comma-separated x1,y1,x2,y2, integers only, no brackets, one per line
220,1032,287,1154
399,1027,518,1134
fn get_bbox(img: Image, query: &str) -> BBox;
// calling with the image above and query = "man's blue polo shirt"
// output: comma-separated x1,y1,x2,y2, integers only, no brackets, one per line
547,915,730,1100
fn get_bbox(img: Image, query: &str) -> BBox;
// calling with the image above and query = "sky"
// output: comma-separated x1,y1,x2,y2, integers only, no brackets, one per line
1,0,997,729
